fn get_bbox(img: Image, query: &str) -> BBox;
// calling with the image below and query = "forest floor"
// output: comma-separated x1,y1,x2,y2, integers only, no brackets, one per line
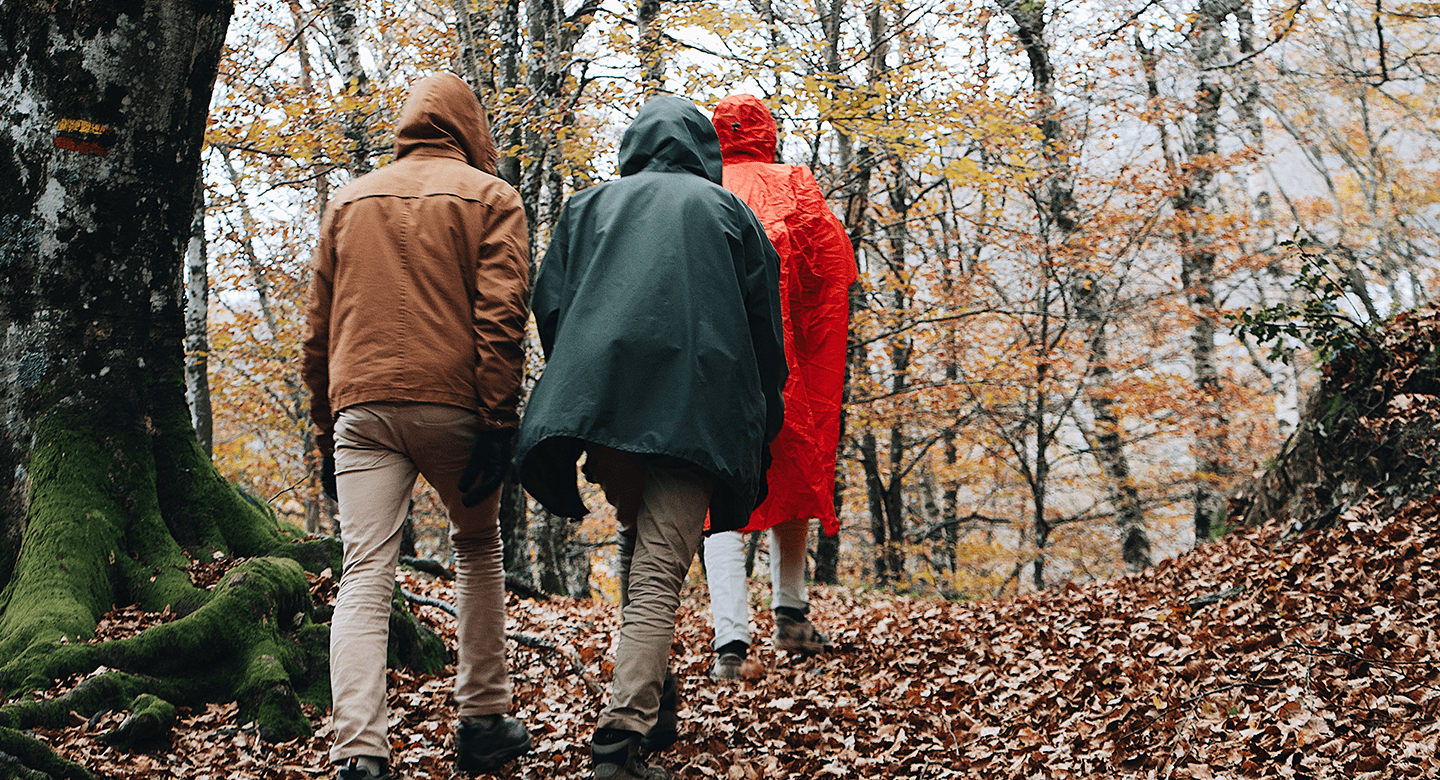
23,488,1440,779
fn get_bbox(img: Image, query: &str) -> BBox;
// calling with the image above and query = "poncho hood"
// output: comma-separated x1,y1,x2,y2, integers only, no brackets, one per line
618,95,724,184
712,93,777,164
393,72,498,174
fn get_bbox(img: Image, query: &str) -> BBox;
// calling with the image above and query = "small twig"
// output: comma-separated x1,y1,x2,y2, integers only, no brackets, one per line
398,556,454,581
398,591,599,695
401,589,455,616
268,472,310,503
513,632,603,697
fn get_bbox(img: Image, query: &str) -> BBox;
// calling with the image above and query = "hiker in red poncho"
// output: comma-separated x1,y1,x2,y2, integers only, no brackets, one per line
702,94,856,680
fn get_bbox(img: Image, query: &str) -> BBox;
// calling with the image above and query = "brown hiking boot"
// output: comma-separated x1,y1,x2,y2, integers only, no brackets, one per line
593,731,668,780
709,651,744,680
772,613,831,654
456,714,532,774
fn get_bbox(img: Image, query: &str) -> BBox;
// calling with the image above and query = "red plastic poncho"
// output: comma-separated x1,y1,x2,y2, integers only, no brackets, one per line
711,94,857,536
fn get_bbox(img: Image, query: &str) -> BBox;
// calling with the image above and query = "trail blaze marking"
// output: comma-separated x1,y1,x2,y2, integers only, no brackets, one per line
54,118,116,156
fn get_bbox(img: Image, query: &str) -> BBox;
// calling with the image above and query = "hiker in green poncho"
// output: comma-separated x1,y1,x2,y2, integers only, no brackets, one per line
514,95,786,780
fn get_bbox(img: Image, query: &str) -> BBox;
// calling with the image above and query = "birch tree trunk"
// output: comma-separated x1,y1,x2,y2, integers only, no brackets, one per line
184,178,213,459
328,0,372,176
1180,2,1231,543
291,0,333,533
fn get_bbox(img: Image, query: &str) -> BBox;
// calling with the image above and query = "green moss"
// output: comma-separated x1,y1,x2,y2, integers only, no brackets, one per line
0,670,187,732
0,416,137,671
387,584,447,674
0,725,93,780
99,693,177,750
236,643,310,740
294,622,331,708
273,537,343,575
148,386,289,558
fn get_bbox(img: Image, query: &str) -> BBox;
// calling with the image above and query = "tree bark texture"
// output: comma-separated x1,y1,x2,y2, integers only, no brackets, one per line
810,0,862,587
1180,2,1232,543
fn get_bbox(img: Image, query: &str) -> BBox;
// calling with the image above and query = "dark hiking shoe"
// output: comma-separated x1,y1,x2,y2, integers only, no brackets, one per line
710,651,744,680
772,613,832,654
593,731,668,780
456,714,532,774
639,671,679,751
335,757,391,780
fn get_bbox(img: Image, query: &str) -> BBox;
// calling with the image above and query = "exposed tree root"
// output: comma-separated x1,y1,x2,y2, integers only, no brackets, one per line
0,727,91,780
1,558,321,737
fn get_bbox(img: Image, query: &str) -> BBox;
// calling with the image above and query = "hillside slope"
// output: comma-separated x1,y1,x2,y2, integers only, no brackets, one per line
28,312,1440,778
32,492,1435,779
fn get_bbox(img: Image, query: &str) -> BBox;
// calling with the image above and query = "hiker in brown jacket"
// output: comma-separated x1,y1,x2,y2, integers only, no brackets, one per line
301,72,531,780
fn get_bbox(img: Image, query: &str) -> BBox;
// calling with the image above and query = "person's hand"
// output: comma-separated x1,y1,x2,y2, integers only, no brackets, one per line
459,428,517,507
321,454,338,502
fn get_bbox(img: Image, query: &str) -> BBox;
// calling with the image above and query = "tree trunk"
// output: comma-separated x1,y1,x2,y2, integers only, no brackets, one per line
1007,0,1151,573
1179,4,1231,543
811,0,860,587
184,178,213,458
512,0,604,595
535,510,591,597
328,0,372,176
0,5,440,773
637,0,664,95
1076,279,1152,572
860,432,888,583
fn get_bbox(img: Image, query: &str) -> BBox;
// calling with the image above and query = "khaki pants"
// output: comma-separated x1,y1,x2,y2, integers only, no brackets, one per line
328,403,511,763
586,448,713,735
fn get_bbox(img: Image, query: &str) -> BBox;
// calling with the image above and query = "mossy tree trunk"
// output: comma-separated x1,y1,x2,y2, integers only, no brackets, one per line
0,4,442,776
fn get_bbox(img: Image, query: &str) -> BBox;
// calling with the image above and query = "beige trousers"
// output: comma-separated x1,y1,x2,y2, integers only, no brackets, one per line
328,402,511,763
586,448,713,735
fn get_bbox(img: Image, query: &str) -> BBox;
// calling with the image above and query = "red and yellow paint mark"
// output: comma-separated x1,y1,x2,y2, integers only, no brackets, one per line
54,118,116,156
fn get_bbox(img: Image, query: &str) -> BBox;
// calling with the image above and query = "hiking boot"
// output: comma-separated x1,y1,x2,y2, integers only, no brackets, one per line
709,639,749,681
772,612,832,654
456,714,532,774
710,651,744,680
593,731,668,780
639,671,679,751
335,757,391,780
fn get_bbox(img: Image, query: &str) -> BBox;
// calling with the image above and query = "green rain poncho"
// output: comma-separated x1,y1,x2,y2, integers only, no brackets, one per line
515,96,786,532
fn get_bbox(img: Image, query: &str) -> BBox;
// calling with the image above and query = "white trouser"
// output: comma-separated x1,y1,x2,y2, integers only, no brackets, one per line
702,517,811,650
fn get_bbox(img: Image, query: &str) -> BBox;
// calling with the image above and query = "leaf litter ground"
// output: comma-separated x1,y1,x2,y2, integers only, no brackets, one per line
22,493,1440,779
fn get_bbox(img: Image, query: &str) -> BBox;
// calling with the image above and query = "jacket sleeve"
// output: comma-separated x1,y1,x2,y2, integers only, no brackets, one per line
738,204,788,441
471,188,531,430
301,205,338,456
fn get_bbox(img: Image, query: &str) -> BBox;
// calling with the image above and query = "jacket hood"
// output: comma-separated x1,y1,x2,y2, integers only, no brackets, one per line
711,94,776,164
393,73,497,174
617,96,723,184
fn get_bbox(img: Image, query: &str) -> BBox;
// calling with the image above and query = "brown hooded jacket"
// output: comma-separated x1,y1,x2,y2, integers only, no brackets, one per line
301,73,529,455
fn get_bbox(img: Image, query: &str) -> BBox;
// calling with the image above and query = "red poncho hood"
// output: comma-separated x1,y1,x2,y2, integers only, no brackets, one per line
710,95,856,535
